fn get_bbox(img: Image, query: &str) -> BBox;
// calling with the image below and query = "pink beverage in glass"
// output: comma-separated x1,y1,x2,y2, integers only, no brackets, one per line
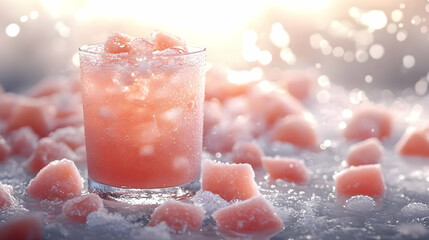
79,32,205,190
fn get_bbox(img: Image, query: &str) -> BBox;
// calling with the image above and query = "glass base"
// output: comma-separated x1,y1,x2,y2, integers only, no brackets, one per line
88,177,200,205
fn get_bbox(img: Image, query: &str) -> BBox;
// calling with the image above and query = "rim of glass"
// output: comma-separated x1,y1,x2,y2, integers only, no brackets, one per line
79,42,206,57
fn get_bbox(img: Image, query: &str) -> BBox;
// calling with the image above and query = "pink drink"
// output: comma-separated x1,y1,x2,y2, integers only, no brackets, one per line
79,33,205,190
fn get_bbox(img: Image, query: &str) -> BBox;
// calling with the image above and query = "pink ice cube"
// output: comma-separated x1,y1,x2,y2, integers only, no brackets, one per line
27,137,77,173
7,98,54,137
201,159,260,201
48,126,85,150
396,126,429,157
278,70,314,101
62,193,105,223
343,105,392,141
129,38,154,55
0,93,19,121
333,164,385,197
347,138,383,166
205,66,257,102
27,77,70,98
0,182,15,208
104,32,133,54
231,142,264,168
203,117,253,154
270,114,317,149
0,136,10,162
248,81,303,126
8,127,38,157
262,157,310,184
0,215,43,240
212,196,284,235
27,159,83,200
203,99,223,136
150,30,187,52
148,200,205,232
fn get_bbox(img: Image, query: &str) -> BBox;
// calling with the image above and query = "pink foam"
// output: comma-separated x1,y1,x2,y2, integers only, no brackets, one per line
48,126,85,150
231,142,264,168
270,114,317,149
148,200,205,232
0,136,10,162
343,105,392,141
0,215,43,240
0,182,15,208
8,127,38,157
7,98,54,137
396,126,429,157
212,196,284,235
278,70,314,101
262,157,310,184
27,137,77,173
104,32,133,54
129,38,153,55
150,31,187,52
333,164,385,197
62,193,105,223
201,159,260,201
347,138,383,166
27,159,83,200
248,81,303,126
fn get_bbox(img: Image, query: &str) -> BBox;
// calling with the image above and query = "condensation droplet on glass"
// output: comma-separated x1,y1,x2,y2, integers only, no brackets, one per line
415,79,428,95
317,75,330,88
403,55,415,68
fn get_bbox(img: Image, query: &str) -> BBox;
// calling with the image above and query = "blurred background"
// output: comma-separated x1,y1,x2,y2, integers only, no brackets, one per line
0,0,428,96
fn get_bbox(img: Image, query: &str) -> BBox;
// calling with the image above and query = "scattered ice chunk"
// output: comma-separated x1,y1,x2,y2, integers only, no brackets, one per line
212,196,284,236
27,137,78,173
8,127,38,157
401,202,429,218
27,159,83,201
130,222,171,240
262,157,310,184
333,164,385,197
396,125,429,157
203,99,223,136
192,190,230,215
129,38,153,55
0,182,15,208
48,126,85,150
231,141,264,168
347,138,383,166
343,105,392,141
0,215,43,240
148,200,205,233
150,30,187,52
0,135,11,162
397,223,428,239
201,159,260,201
278,70,314,101
104,32,132,54
270,114,317,149
344,195,376,212
62,193,105,223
